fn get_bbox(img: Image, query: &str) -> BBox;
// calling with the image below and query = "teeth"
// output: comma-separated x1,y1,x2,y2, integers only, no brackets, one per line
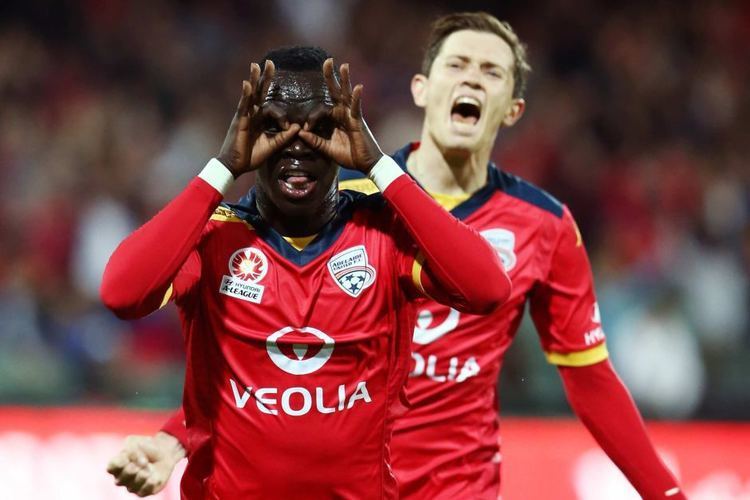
454,96,481,108
283,172,311,180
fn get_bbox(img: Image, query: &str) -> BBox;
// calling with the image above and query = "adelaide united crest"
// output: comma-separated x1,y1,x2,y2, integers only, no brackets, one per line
327,245,376,298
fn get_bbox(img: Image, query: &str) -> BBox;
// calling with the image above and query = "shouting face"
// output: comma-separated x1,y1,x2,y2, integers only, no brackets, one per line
412,30,524,156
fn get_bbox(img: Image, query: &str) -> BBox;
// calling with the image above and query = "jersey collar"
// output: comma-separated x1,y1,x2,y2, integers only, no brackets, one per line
392,142,501,221
228,190,359,266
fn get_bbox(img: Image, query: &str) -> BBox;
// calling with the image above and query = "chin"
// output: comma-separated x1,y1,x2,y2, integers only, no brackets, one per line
439,134,483,156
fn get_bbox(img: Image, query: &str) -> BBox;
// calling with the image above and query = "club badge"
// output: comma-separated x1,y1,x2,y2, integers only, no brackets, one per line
327,245,376,298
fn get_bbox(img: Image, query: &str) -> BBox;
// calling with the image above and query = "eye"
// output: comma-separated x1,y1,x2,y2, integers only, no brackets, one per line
263,118,282,135
312,117,335,139
446,60,463,70
484,66,504,79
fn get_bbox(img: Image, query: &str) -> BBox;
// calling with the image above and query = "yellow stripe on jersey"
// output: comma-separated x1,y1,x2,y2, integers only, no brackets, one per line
209,206,251,225
210,206,254,230
159,284,173,309
283,234,317,251
545,343,609,367
339,178,379,194
411,252,436,301
428,191,470,211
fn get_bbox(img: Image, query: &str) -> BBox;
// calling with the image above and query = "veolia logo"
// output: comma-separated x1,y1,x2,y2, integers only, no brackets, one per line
266,326,335,375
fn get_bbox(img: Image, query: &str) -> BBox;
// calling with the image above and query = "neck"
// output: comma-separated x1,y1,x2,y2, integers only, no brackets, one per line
406,128,493,196
255,187,338,237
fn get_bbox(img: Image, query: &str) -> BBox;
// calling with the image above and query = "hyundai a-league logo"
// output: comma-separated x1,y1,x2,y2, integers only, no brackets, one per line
327,246,376,297
266,326,335,375
219,247,268,304
229,247,268,282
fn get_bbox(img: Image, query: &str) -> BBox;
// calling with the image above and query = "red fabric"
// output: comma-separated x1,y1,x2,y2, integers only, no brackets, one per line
100,177,222,319
160,407,188,453
559,360,685,499
101,171,505,499
382,175,511,314
390,186,604,499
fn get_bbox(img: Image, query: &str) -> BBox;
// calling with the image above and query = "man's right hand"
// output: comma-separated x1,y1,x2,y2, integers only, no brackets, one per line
217,60,301,178
106,432,186,497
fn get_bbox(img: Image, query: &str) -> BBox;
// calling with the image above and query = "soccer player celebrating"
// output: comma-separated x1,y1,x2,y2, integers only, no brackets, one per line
100,46,510,499
109,14,685,500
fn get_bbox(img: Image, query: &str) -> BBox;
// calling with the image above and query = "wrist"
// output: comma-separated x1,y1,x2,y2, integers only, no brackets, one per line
198,158,235,195
215,156,241,179
155,431,187,461
367,155,405,191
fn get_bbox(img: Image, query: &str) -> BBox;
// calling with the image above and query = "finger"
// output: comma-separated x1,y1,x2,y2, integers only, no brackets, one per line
137,476,165,497
340,63,352,105
351,84,364,120
122,461,142,480
130,465,152,492
267,123,301,151
236,80,252,117
258,60,275,102
323,58,342,102
106,452,129,475
298,129,333,156
248,62,261,99
127,447,149,468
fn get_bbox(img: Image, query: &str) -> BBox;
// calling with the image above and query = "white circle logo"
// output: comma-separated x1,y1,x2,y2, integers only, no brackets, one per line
480,228,517,271
229,247,268,283
266,327,335,375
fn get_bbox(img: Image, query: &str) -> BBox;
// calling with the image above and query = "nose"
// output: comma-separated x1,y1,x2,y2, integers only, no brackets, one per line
283,137,315,160
461,64,483,89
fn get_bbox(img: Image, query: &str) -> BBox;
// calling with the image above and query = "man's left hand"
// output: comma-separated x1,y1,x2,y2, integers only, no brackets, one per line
299,59,383,174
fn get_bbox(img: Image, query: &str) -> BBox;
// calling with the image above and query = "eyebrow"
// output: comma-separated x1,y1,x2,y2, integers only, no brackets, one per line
445,54,509,71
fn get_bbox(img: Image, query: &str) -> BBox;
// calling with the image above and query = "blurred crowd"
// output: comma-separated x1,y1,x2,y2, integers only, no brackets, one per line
0,0,748,418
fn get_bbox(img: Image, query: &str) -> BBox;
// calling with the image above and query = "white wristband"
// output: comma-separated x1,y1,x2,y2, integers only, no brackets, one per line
198,158,235,195
367,155,405,192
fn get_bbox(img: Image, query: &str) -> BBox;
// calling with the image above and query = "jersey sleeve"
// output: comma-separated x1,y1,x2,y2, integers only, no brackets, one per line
529,206,608,366
101,168,227,319
381,174,509,314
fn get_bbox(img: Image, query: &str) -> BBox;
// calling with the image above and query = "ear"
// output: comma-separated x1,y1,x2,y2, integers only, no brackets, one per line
502,98,525,127
411,74,428,108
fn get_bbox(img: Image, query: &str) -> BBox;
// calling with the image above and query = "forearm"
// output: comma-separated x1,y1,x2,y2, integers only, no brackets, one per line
100,160,232,318
559,360,684,499
370,156,511,314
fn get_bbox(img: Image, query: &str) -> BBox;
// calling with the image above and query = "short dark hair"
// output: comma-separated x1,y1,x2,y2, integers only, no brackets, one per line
260,46,333,73
421,12,531,99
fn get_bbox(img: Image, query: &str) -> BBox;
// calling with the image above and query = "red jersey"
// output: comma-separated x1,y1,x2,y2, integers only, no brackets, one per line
341,143,607,499
104,157,510,499
172,190,424,499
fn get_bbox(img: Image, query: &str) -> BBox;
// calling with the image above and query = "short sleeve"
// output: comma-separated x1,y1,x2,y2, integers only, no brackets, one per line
529,206,608,366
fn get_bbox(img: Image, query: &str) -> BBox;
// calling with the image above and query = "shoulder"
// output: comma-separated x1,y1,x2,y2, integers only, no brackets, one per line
340,189,388,214
209,204,245,222
492,169,564,219
207,203,255,231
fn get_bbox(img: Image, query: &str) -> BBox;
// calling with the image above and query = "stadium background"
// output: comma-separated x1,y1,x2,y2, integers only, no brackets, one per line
0,0,748,498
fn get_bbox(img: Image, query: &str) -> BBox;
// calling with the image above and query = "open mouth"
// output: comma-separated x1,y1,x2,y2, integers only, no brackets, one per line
278,169,318,199
451,96,482,126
